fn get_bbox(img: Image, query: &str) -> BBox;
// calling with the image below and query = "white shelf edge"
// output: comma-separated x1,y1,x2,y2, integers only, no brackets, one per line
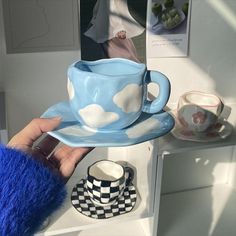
77,218,151,236
158,184,236,236
36,177,152,236
157,128,236,155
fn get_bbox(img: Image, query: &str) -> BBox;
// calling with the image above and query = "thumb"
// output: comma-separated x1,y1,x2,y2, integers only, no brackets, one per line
8,117,61,147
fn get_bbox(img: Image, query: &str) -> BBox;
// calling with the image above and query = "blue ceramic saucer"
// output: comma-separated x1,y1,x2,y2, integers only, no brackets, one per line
41,102,175,147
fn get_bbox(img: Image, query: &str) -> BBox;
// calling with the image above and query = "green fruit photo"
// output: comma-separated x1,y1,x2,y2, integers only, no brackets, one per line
151,0,189,33
152,3,163,16
164,0,174,9
160,6,182,30
173,14,181,24
182,2,189,16
169,8,178,17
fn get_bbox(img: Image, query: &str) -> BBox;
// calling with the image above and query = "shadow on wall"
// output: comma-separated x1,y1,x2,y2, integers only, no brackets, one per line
187,0,236,99
158,145,235,236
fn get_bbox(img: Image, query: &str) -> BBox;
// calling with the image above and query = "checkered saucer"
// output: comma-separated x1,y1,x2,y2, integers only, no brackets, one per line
71,177,137,219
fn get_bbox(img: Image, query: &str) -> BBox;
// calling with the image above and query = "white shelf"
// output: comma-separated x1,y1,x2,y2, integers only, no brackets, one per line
157,128,236,155
36,177,151,236
78,219,149,236
158,184,236,236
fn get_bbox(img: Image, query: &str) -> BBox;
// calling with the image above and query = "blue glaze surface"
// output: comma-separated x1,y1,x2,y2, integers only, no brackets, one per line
41,101,175,147
67,58,170,131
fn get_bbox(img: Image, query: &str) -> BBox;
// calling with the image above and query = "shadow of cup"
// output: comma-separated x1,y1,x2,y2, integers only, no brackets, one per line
219,104,232,120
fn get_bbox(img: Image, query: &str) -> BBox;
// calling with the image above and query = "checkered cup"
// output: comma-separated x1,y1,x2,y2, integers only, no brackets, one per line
86,160,134,206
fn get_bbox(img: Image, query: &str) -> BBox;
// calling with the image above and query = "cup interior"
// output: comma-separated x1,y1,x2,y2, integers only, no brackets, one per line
185,92,221,108
75,59,144,77
88,160,124,181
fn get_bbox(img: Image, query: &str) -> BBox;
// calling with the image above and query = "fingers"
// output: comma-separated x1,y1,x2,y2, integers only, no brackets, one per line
50,146,94,180
71,147,94,167
53,146,93,164
8,117,61,148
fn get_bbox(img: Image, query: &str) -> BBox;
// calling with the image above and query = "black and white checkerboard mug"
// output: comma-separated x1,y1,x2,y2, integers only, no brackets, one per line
86,160,134,206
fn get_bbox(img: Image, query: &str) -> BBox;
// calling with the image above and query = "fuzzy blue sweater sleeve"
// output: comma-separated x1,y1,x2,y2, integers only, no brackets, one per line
0,145,67,236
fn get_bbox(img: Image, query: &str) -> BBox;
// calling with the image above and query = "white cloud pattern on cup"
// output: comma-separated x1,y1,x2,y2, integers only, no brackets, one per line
113,84,142,113
67,78,75,100
126,118,160,138
79,104,119,128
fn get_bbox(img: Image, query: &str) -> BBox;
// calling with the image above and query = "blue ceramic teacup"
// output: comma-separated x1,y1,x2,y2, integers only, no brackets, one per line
67,58,170,130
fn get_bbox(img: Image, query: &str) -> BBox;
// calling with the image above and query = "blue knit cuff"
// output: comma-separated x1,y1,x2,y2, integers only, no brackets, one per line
0,144,67,236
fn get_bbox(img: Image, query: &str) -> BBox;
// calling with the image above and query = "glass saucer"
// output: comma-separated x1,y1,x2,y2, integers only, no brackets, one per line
171,110,233,142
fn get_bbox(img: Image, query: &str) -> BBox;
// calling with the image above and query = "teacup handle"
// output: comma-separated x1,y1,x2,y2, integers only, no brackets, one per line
124,166,134,186
142,71,170,114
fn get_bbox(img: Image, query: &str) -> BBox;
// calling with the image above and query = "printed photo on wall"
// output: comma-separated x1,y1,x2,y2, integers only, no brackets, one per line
146,0,191,57
80,0,147,63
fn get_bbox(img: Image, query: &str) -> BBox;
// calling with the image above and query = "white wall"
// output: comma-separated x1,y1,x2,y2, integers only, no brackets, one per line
161,147,233,194
0,0,81,137
2,51,81,136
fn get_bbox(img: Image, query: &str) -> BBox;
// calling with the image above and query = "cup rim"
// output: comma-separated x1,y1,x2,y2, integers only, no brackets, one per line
69,58,146,78
180,91,223,108
87,160,125,183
